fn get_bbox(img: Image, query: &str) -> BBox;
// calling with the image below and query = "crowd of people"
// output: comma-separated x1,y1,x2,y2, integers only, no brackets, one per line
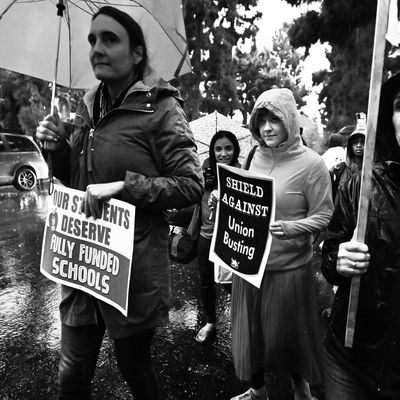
31,5,400,400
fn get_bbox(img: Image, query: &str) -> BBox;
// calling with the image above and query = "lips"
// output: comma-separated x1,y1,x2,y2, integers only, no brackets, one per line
93,60,110,67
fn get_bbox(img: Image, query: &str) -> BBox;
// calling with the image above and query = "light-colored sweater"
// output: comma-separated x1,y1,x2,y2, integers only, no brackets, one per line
248,88,333,271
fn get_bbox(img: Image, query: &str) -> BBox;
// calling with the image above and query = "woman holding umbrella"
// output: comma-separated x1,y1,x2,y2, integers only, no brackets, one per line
36,6,203,400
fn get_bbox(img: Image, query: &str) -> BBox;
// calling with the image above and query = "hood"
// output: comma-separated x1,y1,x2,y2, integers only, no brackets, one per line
346,128,366,164
376,73,400,162
249,88,301,150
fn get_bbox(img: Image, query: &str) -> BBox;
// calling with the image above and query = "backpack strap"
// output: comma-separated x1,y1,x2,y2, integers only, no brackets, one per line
243,145,258,171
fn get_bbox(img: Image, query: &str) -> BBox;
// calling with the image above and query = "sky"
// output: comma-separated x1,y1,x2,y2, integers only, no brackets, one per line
255,0,305,50
255,0,330,87
239,0,329,125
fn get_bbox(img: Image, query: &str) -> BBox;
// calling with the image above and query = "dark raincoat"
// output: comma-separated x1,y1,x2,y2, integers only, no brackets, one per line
52,71,203,339
321,73,400,399
329,127,366,203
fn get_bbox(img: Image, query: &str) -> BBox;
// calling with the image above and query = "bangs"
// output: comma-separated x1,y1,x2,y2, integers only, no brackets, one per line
250,108,279,136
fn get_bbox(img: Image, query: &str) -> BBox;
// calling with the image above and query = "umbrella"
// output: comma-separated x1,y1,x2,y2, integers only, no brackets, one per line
189,111,253,163
0,0,191,92
298,113,316,130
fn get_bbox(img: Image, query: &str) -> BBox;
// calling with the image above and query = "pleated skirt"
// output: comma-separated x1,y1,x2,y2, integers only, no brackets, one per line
231,262,323,384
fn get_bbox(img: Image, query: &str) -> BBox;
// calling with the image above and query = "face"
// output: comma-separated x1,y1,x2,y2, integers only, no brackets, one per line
88,15,142,88
214,137,235,165
351,136,365,157
393,92,400,147
259,111,288,148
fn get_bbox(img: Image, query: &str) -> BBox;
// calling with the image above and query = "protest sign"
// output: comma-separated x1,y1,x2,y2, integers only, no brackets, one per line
40,184,135,316
209,164,275,288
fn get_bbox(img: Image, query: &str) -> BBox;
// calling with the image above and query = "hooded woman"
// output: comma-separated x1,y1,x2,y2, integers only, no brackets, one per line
36,6,203,400
230,88,333,400
330,115,366,204
321,75,400,400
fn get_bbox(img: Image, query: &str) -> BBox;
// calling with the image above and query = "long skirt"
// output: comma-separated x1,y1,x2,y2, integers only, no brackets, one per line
231,262,323,384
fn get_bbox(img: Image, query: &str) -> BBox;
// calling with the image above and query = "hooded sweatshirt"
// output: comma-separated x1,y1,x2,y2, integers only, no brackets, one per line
247,88,333,271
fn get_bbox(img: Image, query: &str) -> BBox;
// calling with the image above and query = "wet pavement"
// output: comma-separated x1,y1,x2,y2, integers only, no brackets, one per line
0,186,334,400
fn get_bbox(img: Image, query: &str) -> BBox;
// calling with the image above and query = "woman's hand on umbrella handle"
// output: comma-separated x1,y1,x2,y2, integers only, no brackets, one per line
336,240,370,277
36,110,65,151
80,181,125,219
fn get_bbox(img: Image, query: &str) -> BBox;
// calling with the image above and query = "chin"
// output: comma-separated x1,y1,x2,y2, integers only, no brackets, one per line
93,67,110,81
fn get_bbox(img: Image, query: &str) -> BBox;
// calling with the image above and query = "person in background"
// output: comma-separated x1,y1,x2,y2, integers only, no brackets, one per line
36,6,203,400
228,88,333,400
321,74,400,400
321,132,346,170
330,113,366,204
194,130,241,343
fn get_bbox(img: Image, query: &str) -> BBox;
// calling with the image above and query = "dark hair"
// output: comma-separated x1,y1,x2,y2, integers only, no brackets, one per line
328,133,344,148
92,6,147,79
203,130,240,189
249,108,269,138
209,130,240,169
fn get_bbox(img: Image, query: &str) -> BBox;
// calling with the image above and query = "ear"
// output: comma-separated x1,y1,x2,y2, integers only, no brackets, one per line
132,45,144,65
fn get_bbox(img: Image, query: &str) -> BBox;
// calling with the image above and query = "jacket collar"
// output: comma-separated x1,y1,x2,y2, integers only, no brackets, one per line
82,68,183,121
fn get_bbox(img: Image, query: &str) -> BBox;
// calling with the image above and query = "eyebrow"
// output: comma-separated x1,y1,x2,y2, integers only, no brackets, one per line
88,30,118,40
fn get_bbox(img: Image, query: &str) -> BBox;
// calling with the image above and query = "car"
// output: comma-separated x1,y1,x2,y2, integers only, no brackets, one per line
0,132,49,191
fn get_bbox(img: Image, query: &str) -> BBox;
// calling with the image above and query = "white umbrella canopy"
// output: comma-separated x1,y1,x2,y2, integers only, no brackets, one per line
189,111,253,164
0,0,191,89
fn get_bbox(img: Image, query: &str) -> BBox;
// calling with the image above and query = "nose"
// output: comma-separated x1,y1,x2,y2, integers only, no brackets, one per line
262,120,272,134
90,39,103,56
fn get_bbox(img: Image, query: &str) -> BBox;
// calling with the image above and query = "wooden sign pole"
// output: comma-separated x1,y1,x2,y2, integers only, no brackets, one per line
345,0,391,348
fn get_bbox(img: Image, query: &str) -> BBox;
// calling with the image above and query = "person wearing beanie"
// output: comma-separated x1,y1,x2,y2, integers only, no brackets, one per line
321,132,346,170
36,6,203,399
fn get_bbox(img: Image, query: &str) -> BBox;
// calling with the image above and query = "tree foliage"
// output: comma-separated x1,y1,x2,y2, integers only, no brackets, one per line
0,70,50,134
173,0,261,121
234,23,308,124
286,0,400,131
0,68,86,136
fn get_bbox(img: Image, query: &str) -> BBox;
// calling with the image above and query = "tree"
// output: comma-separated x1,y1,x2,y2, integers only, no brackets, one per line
285,0,400,131
234,23,308,124
0,69,50,134
173,0,261,121
0,68,85,135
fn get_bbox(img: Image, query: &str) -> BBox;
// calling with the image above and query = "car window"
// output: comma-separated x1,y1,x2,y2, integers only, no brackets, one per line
0,138,5,152
6,135,37,152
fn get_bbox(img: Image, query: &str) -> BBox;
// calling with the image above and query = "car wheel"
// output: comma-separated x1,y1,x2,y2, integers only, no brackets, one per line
14,167,37,191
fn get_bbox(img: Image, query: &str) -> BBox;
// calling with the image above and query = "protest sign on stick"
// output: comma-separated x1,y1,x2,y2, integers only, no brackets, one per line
209,164,275,288
345,0,391,348
40,184,135,316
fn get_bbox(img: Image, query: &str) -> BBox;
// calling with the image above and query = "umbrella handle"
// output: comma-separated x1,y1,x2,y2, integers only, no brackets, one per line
44,0,65,195
44,1,64,153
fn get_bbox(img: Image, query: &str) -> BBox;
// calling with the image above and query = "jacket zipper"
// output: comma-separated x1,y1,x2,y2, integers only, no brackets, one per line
75,106,154,173
87,128,95,172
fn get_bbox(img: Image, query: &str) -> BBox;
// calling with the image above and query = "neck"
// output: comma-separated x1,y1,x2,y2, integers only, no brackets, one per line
353,156,363,169
106,74,137,103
